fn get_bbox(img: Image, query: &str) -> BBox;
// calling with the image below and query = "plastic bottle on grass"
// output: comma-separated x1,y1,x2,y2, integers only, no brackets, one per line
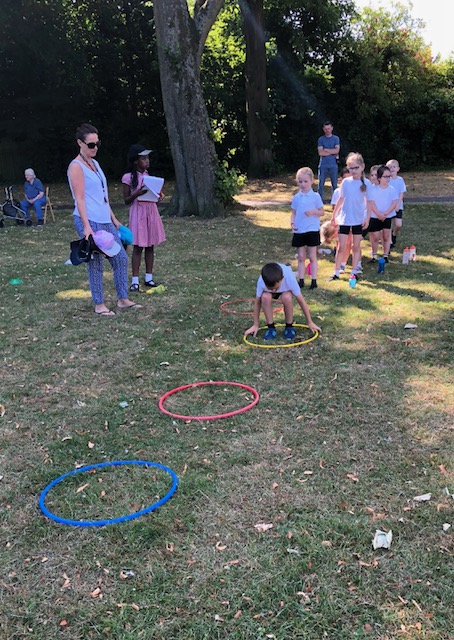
377,257,385,273
409,245,416,261
402,248,410,264
349,274,357,288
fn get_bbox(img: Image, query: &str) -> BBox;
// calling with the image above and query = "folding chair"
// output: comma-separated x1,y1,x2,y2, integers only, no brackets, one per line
43,186,55,223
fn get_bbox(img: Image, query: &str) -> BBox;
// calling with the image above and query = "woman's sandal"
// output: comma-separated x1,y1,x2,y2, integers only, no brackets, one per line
95,309,116,316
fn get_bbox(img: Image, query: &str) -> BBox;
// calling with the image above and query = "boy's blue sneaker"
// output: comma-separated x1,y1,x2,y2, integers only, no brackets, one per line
284,326,296,340
264,327,277,341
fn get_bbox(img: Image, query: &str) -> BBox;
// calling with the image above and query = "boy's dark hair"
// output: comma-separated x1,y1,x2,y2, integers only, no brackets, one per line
340,166,350,178
75,123,98,142
261,263,283,288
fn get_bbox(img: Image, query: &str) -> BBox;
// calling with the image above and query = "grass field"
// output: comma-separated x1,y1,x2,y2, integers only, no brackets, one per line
1,175,453,639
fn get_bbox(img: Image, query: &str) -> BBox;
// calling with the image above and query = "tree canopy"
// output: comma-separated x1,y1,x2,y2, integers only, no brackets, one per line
0,0,453,192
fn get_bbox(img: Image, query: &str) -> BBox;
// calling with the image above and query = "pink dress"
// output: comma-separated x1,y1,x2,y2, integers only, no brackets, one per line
121,171,166,248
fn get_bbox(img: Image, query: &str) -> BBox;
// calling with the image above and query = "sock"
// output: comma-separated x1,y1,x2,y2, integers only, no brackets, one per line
268,323,275,329
340,262,346,270
145,273,153,283
310,279,317,289
285,322,293,328
334,270,340,277
131,276,139,285
351,269,357,276
357,261,362,268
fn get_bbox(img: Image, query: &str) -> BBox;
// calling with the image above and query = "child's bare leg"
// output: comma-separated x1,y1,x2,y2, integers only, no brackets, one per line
341,232,353,266
334,234,348,272
351,234,362,274
382,228,391,257
281,291,294,324
370,231,380,258
131,245,143,277
392,217,402,245
261,292,274,325
144,246,155,274
297,246,306,281
308,246,318,289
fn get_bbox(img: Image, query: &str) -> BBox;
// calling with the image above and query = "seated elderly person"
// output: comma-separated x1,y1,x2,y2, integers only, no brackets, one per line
20,168,46,226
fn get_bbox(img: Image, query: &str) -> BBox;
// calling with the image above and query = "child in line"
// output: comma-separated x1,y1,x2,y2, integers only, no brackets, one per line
291,167,324,290
122,144,166,292
365,165,380,261
367,165,397,262
386,159,406,248
244,262,321,340
329,152,372,282
331,166,354,273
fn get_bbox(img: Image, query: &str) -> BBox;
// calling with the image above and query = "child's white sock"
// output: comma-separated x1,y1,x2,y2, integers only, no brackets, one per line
132,276,139,285
145,273,153,282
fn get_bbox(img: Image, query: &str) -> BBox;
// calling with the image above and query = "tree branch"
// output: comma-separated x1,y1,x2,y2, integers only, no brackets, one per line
193,0,225,62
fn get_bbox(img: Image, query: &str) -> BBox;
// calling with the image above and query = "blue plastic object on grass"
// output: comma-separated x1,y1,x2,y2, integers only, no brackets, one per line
39,460,178,527
349,274,357,288
377,257,385,273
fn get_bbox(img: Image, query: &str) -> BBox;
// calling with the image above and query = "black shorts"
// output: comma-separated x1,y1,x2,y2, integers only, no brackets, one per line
368,218,383,233
292,231,320,248
395,209,403,219
272,292,282,300
339,224,363,236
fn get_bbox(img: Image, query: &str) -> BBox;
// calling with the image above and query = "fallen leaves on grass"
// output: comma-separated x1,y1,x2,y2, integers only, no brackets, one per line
254,523,273,532
0,404,5,417
215,541,227,551
346,473,359,482
90,587,102,598
76,483,89,494
88,441,95,449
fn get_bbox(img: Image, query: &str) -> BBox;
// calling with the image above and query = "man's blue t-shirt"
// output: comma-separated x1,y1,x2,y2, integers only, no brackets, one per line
318,135,340,168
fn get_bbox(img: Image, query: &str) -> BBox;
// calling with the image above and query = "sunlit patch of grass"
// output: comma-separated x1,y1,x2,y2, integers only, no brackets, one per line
56,288,92,300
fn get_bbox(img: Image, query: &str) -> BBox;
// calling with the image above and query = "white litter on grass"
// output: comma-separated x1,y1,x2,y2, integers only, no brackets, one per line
444,487,454,499
372,529,393,550
119,401,129,408
442,523,451,532
413,493,432,502
64,259,73,265
404,323,418,329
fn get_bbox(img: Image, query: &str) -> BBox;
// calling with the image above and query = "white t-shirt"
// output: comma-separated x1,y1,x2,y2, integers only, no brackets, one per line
291,190,323,233
331,187,341,206
369,184,398,219
389,176,406,210
336,176,372,226
256,263,300,297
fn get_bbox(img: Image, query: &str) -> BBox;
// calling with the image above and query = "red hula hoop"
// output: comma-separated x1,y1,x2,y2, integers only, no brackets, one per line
220,298,283,316
158,381,260,421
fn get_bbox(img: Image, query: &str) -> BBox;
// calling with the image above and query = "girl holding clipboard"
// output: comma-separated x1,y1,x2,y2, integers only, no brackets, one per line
122,144,166,291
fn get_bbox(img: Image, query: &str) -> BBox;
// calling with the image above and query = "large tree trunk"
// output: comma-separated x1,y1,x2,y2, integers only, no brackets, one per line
239,0,273,178
153,0,224,217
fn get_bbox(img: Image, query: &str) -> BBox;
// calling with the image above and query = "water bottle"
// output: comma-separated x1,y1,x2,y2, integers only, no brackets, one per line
402,247,410,264
306,260,311,276
409,245,416,261
377,257,385,273
349,274,357,288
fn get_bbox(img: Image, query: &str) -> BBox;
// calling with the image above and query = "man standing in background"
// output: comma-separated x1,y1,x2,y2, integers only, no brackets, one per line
317,121,340,200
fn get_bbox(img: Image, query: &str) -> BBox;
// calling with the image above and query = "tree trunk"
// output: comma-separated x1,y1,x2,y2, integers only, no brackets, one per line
153,0,224,217
239,0,273,178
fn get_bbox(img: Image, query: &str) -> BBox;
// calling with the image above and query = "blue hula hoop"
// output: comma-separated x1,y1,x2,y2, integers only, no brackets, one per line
39,460,178,527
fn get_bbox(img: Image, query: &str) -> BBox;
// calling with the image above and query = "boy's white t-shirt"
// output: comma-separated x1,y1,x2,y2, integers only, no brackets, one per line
369,184,398,219
291,189,324,233
256,263,300,297
389,176,406,210
336,176,372,226
331,187,341,206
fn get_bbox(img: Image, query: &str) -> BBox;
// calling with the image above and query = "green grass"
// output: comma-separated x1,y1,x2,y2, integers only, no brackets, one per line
0,198,453,640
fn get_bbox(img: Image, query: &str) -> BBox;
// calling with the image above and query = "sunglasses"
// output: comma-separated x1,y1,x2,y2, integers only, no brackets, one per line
349,165,361,171
381,174,391,178
82,140,101,149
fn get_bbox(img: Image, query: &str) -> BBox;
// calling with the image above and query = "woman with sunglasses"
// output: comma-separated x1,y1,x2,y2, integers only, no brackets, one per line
67,123,141,316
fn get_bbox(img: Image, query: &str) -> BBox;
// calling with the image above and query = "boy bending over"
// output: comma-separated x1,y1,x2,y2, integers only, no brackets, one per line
244,262,321,340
